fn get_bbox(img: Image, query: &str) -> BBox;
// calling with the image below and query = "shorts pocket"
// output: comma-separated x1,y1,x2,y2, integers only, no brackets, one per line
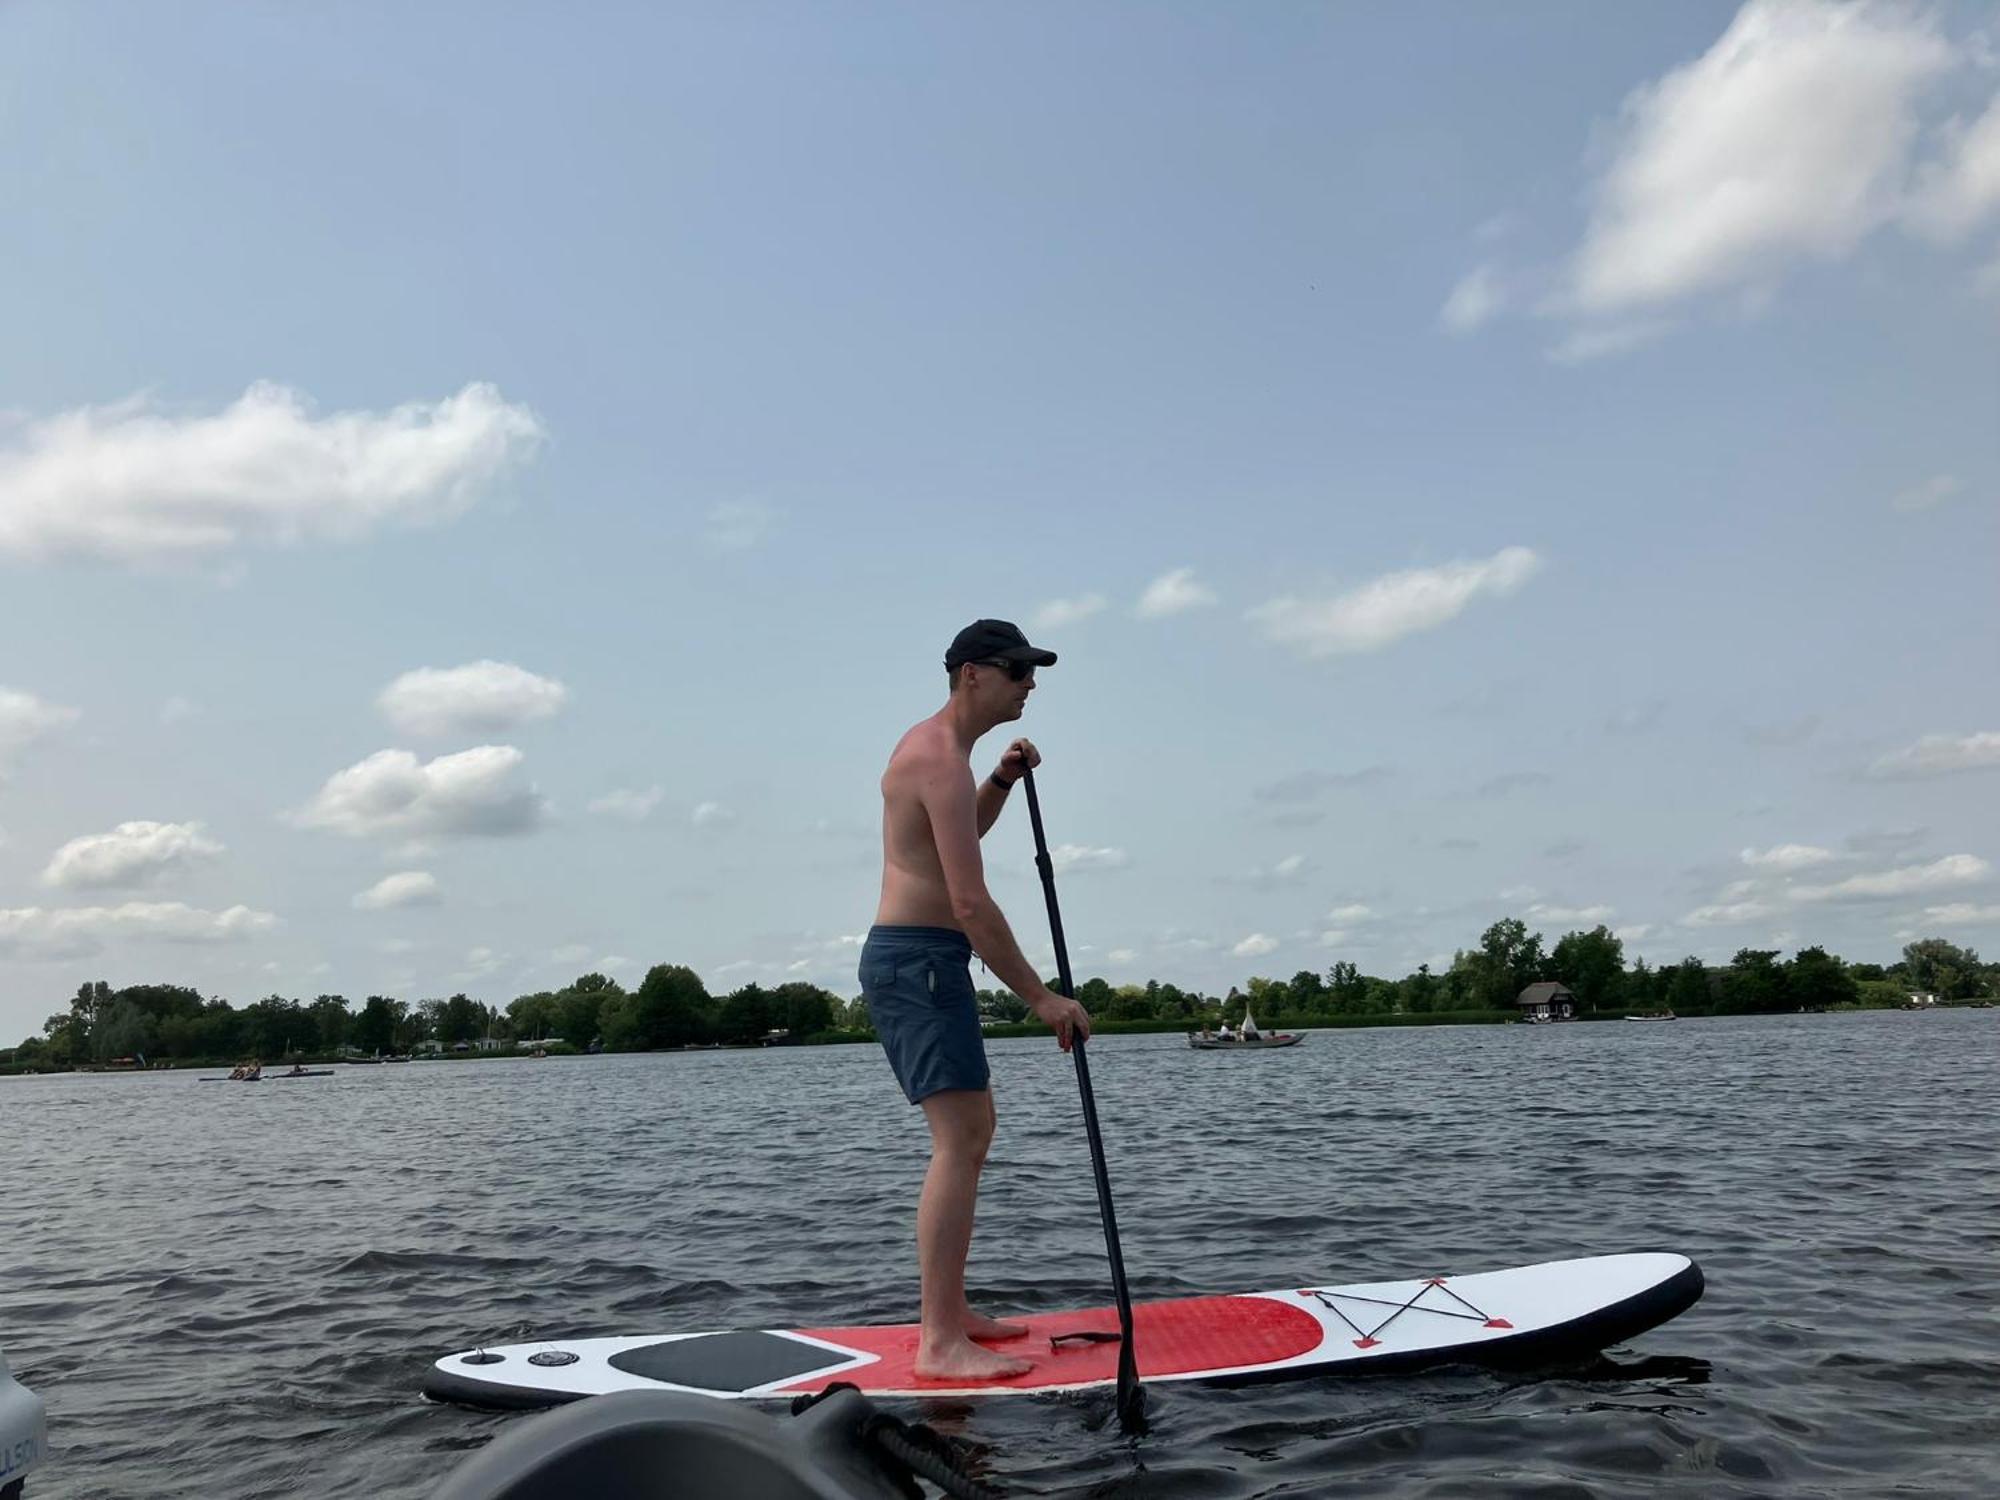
859,956,899,991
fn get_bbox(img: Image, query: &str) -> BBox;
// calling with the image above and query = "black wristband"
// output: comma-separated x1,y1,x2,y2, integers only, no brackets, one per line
989,771,1015,792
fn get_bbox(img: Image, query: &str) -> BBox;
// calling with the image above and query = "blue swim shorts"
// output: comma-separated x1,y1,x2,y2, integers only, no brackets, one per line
859,925,990,1104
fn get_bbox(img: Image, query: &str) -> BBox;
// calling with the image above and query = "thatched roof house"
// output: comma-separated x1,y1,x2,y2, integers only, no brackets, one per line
1516,981,1577,1021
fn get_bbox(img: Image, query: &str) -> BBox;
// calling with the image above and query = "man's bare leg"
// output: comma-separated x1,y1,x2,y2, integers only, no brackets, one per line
958,1088,1028,1342
914,1088,1033,1380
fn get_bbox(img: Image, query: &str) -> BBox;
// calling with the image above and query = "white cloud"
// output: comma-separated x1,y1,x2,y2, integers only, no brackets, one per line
159,696,199,725
1050,844,1130,875
1891,473,1963,512
1567,0,1954,316
1135,567,1218,619
1867,731,2000,779
1740,843,1838,871
1615,923,1657,943
1683,898,1778,927
1253,768,1391,803
589,785,664,823
0,381,542,564
1232,932,1279,958
1226,853,1311,889
1605,699,1667,735
0,687,79,769
1249,547,1541,658
691,800,737,830
1107,948,1139,965
1327,903,1375,923
1906,91,2000,242
1440,265,1505,333
1790,854,1990,902
42,820,224,889
1318,928,1353,948
704,500,779,552
456,945,509,982
353,871,441,910
378,660,567,738
292,745,547,839
1526,902,1615,924
0,901,277,959
1546,321,1673,364
1918,902,2000,925
1031,594,1108,630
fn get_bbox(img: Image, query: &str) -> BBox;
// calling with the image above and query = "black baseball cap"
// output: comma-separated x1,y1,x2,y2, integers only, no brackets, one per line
944,618,1058,672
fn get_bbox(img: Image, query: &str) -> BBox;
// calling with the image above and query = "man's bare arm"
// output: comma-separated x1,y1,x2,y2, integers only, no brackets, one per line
974,774,1010,839
920,761,1048,999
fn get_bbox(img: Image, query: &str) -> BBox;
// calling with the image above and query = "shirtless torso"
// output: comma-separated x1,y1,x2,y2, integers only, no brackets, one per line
874,716,964,930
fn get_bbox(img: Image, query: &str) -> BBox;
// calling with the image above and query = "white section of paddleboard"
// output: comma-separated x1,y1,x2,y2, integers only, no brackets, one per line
425,1251,1702,1407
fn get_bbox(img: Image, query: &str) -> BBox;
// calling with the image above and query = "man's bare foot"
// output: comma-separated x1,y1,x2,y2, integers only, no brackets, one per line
961,1308,1030,1341
914,1335,1035,1382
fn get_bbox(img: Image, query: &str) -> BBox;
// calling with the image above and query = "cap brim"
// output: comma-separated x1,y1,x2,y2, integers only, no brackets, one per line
1002,646,1057,667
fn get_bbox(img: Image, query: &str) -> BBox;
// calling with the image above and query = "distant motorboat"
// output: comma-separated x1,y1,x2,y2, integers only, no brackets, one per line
1624,1011,1678,1022
1189,1031,1306,1050
1189,1007,1305,1049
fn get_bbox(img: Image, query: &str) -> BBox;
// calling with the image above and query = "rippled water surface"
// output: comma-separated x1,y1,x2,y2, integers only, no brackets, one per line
4,1009,1996,1498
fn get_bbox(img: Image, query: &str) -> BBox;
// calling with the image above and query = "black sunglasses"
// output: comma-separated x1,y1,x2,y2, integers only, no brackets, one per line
977,658,1036,682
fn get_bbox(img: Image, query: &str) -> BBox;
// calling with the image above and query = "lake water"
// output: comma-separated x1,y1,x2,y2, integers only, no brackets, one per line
3,1009,1995,1497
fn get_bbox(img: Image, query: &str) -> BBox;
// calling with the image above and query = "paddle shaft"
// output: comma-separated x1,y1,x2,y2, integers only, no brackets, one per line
1019,765,1145,1433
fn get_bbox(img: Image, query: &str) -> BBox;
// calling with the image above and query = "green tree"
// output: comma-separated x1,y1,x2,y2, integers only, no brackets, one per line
717,984,775,1045
556,974,622,1048
1400,962,1438,1013
1478,918,1547,1007
1077,977,1116,1015
1549,926,1625,1011
1720,950,1788,1014
308,994,350,1052
597,991,640,1050
1287,969,1326,1014
436,993,485,1047
1627,957,1655,1010
1325,961,1369,1014
241,994,305,1057
771,982,838,1038
508,991,561,1042
1901,938,1987,1000
631,964,712,1048
94,999,156,1061
1665,959,1712,1015
1787,946,1858,1010
976,988,1028,1023
351,996,404,1055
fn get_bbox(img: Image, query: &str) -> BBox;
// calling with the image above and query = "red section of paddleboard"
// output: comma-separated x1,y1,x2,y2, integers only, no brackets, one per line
785,1294,1324,1392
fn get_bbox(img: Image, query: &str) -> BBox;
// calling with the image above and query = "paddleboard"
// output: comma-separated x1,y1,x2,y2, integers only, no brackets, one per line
424,1250,1701,1409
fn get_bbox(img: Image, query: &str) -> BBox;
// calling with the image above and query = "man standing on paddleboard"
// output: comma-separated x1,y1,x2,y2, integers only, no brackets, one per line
861,618,1093,1382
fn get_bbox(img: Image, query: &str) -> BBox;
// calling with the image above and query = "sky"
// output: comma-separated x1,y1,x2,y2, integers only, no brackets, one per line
2,0,1997,1043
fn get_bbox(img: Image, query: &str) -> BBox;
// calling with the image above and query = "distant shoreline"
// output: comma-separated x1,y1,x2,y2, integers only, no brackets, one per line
7,1000,1982,1076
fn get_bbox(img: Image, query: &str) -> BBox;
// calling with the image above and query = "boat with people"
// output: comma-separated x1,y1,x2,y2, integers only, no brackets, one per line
1189,1008,1305,1049
1624,1011,1677,1022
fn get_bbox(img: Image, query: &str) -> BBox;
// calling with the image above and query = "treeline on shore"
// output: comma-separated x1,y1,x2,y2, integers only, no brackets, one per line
4,920,1992,1073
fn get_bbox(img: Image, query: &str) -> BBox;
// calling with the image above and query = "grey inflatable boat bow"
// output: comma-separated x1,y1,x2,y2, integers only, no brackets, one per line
432,1382,1003,1500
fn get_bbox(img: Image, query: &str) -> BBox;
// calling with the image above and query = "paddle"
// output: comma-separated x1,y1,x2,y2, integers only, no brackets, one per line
1019,764,1147,1435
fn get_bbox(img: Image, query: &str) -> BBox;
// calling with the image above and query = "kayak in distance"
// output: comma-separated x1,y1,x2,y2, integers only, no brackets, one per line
425,1251,1703,1409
